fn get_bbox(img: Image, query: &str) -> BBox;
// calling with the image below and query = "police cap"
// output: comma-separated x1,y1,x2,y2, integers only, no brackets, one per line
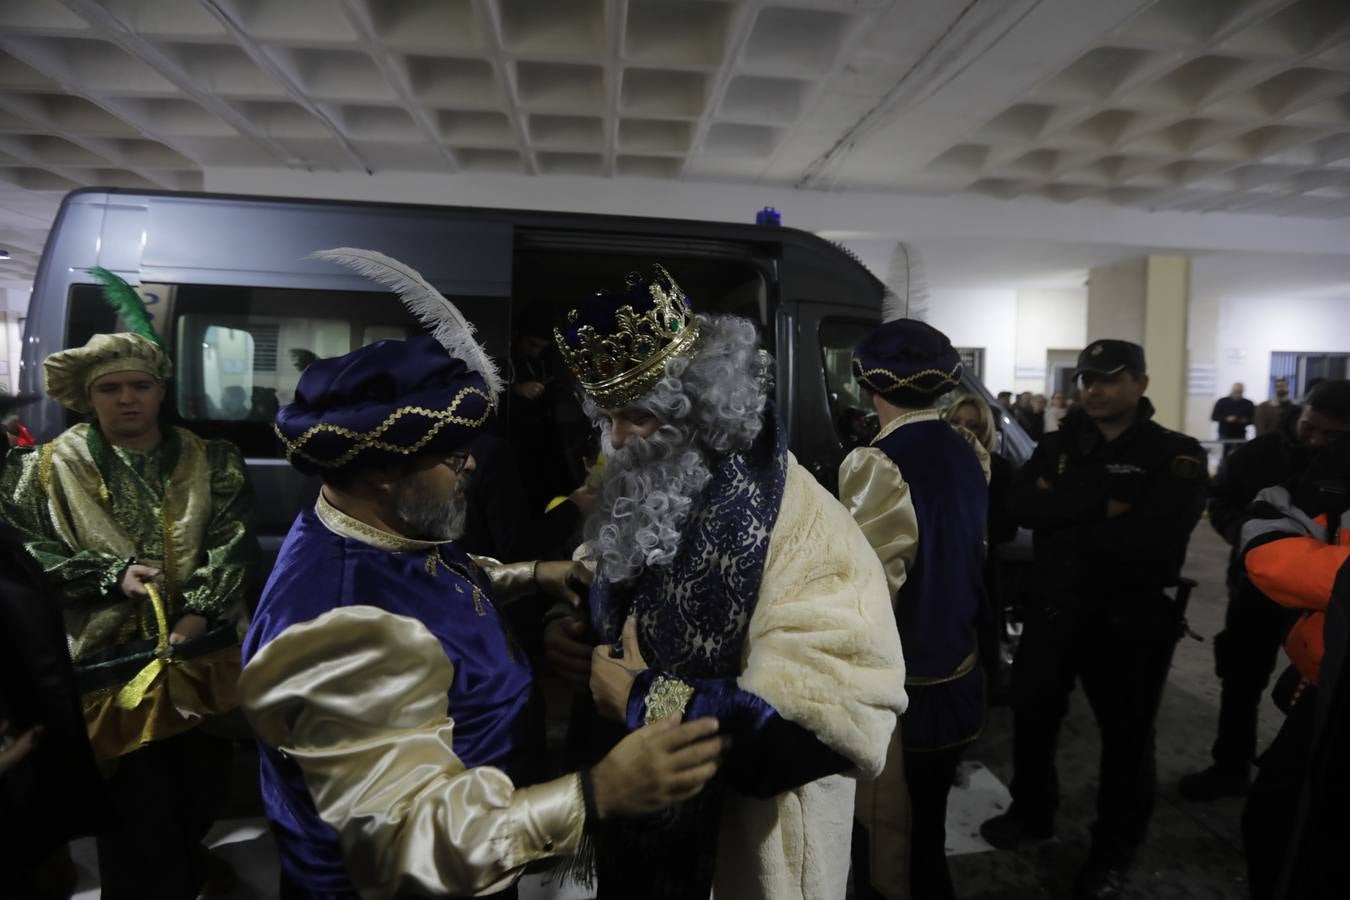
1075,339,1146,378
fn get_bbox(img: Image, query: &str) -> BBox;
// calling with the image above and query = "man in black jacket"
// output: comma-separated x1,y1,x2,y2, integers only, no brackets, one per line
1213,383,1255,457
980,340,1208,900
1180,380,1350,800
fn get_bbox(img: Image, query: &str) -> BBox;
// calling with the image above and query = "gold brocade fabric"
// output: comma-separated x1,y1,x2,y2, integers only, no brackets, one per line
239,606,584,899
43,332,172,413
0,424,257,659
82,643,242,762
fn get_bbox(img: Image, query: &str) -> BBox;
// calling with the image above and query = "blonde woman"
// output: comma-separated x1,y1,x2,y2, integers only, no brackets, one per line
942,392,1020,700
944,392,998,454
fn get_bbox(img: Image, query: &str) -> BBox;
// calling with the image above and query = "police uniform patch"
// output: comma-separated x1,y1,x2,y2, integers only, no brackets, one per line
1171,455,1204,480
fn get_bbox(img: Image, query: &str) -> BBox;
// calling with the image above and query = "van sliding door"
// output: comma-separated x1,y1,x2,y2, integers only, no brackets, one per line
788,302,881,494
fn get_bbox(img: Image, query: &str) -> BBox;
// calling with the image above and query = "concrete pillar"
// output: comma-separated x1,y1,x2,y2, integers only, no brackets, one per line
1144,256,1189,431
1086,258,1146,345
1086,255,1190,431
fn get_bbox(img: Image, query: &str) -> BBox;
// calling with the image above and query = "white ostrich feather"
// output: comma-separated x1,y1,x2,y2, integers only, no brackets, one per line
311,247,504,401
883,242,930,323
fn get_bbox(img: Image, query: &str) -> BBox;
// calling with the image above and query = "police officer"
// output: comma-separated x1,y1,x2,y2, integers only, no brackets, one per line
980,340,1207,900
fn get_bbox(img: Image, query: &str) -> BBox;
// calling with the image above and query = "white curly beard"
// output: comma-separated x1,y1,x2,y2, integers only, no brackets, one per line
587,423,712,584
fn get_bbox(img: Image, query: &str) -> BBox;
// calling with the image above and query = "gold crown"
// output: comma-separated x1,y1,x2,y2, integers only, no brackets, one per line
554,264,701,408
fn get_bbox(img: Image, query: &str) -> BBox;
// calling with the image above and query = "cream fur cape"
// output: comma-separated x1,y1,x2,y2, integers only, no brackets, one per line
711,455,907,900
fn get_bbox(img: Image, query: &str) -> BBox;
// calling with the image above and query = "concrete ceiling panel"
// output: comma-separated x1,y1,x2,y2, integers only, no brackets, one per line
0,0,1345,280
624,0,732,68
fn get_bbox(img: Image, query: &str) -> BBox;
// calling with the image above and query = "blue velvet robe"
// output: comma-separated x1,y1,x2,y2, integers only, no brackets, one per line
874,419,989,751
241,504,538,896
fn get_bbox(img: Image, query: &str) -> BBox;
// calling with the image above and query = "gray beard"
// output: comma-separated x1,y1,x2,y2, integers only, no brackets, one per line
395,482,468,542
587,426,712,584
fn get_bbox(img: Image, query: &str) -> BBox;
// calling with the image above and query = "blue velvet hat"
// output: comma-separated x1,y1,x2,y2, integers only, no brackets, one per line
274,335,492,476
852,318,963,407
555,264,701,408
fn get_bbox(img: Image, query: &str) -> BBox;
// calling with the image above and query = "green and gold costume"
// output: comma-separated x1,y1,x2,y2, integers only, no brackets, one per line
1,423,257,661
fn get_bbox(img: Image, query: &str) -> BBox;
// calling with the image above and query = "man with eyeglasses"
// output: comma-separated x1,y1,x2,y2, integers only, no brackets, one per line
240,257,728,900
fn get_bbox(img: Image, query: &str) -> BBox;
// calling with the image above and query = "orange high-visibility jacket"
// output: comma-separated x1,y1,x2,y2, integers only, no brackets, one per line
1242,486,1350,685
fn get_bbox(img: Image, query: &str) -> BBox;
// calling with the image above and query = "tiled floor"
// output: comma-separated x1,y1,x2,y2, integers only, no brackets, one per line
69,524,1264,899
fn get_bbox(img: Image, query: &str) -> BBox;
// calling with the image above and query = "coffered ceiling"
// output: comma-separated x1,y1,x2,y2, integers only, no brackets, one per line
0,0,1346,286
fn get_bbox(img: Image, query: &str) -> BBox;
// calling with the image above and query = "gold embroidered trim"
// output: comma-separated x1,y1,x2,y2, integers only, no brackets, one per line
424,551,488,615
643,675,695,725
852,359,963,395
160,487,178,603
314,491,446,553
869,408,942,445
905,651,978,687
38,442,54,492
274,387,492,469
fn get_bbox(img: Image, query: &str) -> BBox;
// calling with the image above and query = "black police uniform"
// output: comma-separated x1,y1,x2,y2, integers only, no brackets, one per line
985,341,1207,892
1182,421,1307,794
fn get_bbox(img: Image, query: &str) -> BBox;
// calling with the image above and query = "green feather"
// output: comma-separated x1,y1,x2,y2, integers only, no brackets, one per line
86,267,164,348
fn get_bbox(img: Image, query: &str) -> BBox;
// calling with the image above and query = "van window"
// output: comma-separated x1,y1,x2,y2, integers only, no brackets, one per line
819,319,878,448
67,281,506,457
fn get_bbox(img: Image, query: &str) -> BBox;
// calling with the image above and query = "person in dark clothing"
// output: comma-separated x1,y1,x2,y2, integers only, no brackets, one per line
0,396,111,899
1238,430,1349,900
1275,472,1350,899
1254,379,1298,437
460,432,533,561
1180,380,1350,800
1213,383,1255,456
1015,391,1044,441
508,303,583,516
980,340,1208,900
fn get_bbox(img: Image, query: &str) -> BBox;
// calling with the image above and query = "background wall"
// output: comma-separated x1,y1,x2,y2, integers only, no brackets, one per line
1014,289,1087,394
839,237,1088,397
1,287,26,394
926,289,1018,393
1186,251,1350,438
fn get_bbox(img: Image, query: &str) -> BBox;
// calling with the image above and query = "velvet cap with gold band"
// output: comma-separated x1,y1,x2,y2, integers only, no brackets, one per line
851,318,964,408
274,335,493,476
554,263,701,409
275,248,503,477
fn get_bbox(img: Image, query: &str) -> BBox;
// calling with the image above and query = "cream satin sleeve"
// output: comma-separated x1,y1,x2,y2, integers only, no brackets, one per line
470,555,538,602
239,606,584,900
838,446,919,601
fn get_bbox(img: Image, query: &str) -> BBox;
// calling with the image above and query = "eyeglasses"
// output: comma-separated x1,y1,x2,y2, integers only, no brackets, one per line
446,452,471,474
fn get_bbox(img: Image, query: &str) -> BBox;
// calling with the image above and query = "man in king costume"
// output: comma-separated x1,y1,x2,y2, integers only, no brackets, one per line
551,264,908,900
0,268,258,898
239,249,729,900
